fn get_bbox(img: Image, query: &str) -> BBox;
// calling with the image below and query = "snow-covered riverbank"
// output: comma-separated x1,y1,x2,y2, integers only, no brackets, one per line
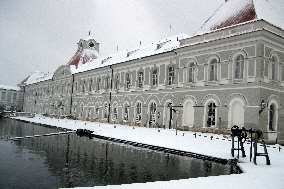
11,115,284,189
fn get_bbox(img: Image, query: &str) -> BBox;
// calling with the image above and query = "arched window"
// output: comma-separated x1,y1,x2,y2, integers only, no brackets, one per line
124,103,129,121
235,55,244,78
95,105,99,119
87,107,91,118
269,104,275,131
209,59,217,81
136,102,142,123
188,62,195,83
104,103,108,119
113,103,118,121
271,56,277,80
168,66,174,85
80,104,84,117
207,102,216,127
149,102,156,123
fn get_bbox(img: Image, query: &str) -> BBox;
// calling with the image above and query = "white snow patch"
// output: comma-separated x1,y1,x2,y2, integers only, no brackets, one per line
23,71,53,85
0,85,21,91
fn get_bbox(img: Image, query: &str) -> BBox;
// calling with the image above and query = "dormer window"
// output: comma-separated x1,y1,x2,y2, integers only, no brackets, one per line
156,41,169,50
101,57,112,64
126,49,138,57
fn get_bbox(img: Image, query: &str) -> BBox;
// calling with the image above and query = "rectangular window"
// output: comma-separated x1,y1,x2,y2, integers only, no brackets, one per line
13,93,17,101
126,73,131,89
82,81,86,93
168,67,174,85
89,79,93,91
2,92,6,100
152,69,158,86
115,75,119,90
138,72,143,88
106,77,110,90
97,78,101,91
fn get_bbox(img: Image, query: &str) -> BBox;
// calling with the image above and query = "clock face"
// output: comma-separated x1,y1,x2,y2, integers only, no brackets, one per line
88,42,95,48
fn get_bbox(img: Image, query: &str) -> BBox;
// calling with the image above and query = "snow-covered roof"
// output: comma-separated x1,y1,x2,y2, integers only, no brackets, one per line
197,0,284,35
72,33,189,73
21,71,53,85
67,49,101,69
0,85,21,91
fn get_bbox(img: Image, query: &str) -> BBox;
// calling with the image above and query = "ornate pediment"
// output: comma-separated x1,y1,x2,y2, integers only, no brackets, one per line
53,65,72,80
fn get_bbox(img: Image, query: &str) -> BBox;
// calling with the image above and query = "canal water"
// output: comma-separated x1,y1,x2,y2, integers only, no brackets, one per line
0,118,232,188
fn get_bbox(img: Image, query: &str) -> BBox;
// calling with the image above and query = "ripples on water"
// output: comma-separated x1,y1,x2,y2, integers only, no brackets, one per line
0,118,231,188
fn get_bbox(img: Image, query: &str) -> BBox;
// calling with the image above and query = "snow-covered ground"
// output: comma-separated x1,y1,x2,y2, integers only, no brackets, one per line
11,115,284,189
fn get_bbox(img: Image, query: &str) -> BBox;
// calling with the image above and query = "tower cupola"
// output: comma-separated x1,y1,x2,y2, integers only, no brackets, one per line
77,31,100,52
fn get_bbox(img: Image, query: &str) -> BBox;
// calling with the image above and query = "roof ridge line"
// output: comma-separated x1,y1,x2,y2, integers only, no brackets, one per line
194,2,225,35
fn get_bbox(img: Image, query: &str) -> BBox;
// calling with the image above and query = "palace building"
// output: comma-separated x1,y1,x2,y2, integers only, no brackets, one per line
20,0,284,140
0,85,22,112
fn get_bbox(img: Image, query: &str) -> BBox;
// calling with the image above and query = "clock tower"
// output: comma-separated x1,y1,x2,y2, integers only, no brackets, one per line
77,31,100,52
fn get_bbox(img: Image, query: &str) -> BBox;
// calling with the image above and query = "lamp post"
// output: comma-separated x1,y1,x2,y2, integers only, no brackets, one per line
108,65,114,123
176,110,179,135
168,103,172,129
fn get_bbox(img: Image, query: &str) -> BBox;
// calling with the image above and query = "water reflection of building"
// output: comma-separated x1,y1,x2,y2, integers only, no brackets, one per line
20,0,284,140
17,133,230,186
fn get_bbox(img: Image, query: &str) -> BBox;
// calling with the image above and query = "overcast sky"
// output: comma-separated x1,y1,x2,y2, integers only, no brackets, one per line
1,0,228,86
